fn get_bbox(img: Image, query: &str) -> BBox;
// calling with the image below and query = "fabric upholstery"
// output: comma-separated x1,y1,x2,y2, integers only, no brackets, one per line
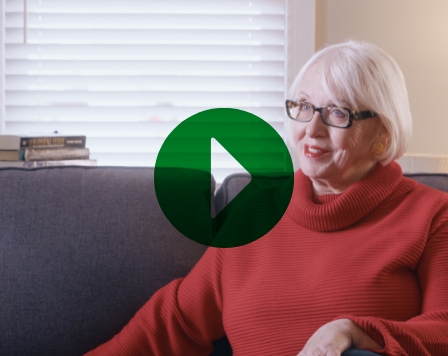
0,166,209,356
342,351,381,356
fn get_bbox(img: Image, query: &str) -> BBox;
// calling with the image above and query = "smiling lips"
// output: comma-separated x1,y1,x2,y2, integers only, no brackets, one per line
304,144,329,158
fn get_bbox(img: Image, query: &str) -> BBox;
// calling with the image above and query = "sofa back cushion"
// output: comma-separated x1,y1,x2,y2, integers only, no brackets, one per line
0,166,209,355
215,172,448,214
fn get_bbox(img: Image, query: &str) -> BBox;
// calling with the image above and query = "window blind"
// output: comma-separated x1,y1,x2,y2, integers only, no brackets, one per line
3,0,287,182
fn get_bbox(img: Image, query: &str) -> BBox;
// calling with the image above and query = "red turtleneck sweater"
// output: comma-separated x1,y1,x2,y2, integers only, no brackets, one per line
86,161,448,356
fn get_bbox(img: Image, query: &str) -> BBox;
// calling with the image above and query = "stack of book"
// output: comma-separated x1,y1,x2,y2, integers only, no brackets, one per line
0,135,97,168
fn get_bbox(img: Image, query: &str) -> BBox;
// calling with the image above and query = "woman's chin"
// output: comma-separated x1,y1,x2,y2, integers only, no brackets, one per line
300,165,331,180
299,158,331,178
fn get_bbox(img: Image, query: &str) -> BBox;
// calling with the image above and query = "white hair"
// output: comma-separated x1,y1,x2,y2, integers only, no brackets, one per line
285,40,412,166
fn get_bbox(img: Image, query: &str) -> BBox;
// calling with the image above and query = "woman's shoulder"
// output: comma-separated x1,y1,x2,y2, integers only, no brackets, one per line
404,175,448,199
404,174,448,194
402,175,448,218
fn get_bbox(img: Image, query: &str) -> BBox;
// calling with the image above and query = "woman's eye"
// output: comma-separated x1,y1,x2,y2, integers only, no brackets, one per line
301,103,311,111
333,109,343,116
332,108,347,117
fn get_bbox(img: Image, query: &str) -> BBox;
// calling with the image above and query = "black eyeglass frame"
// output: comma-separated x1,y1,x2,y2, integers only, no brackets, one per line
285,99,377,129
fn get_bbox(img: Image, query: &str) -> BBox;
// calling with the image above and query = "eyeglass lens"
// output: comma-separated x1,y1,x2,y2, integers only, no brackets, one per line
289,102,350,127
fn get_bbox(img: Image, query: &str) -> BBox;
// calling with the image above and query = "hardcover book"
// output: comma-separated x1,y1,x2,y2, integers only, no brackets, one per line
23,148,90,161
0,150,23,161
0,159,97,168
0,135,86,150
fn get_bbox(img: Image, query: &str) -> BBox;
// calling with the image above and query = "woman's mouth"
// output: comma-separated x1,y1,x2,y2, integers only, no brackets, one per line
304,144,329,158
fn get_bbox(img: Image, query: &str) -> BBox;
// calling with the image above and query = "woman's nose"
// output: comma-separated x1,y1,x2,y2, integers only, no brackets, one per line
305,111,327,137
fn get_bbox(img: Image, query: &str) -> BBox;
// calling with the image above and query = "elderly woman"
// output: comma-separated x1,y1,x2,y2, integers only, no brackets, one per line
86,41,448,356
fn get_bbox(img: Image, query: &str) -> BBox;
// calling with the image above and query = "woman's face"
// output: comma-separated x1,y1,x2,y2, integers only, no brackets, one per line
292,65,388,193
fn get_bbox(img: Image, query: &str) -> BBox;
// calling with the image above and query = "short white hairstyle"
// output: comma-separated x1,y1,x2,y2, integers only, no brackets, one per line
286,40,412,166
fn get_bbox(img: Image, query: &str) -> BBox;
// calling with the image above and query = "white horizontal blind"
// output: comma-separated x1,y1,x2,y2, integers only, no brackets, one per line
3,0,287,182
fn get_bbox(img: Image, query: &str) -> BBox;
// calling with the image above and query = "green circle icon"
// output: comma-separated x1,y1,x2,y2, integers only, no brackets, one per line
154,108,294,248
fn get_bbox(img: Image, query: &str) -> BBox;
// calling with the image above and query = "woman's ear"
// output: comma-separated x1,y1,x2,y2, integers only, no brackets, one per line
370,124,390,157
378,124,390,148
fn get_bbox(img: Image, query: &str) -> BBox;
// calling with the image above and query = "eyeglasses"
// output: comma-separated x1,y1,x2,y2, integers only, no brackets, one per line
285,100,377,129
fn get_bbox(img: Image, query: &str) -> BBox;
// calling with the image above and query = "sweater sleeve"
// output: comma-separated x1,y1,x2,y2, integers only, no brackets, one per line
84,247,226,356
340,195,448,356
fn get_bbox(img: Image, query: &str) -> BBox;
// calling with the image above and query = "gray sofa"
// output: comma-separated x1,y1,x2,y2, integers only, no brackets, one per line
1,165,448,356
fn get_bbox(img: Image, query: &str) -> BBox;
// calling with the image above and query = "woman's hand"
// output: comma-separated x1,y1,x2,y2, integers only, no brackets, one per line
297,319,383,356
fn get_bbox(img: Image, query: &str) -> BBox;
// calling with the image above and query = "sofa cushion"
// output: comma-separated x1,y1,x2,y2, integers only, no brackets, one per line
215,172,448,213
0,166,210,355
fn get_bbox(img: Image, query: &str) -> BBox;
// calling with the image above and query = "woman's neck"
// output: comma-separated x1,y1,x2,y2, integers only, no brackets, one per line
310,163,379,196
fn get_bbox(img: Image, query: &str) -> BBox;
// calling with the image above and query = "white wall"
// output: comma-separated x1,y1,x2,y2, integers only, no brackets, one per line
315,0,448,156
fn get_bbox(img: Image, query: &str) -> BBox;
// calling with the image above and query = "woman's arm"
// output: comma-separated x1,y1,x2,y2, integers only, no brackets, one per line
344,195,448,356
298,194,448,356
85,247,226,356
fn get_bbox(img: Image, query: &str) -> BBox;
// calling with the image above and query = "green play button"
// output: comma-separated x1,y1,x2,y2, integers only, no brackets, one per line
154,108,294,248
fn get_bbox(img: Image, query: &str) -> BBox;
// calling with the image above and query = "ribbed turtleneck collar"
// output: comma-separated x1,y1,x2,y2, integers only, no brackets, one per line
286,161,417,232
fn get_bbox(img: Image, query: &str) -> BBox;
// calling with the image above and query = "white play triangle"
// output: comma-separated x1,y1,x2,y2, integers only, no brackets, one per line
211,137,251,218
